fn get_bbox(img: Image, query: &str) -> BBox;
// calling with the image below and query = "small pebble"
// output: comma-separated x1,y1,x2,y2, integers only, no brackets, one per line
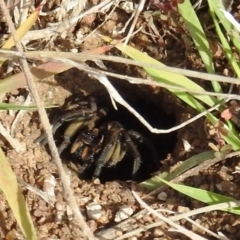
114,205,133,222
157,192,167,201
86,202,102,220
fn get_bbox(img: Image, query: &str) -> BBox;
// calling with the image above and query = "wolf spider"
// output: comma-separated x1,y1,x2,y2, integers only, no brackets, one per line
35,95,156,180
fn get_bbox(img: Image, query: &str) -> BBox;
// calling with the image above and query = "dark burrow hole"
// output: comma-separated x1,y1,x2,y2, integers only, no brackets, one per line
53,80,178,183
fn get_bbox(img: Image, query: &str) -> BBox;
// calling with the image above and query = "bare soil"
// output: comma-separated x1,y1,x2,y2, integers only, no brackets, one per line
1,0,240,239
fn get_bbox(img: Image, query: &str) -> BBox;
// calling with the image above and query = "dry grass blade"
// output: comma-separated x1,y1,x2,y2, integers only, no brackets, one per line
2,49,240,86
114,192,234,240
0,122,25,152
2,49,240,85
37,58,233,134
131,190,207,240
22,0,111,43
1,3,40,50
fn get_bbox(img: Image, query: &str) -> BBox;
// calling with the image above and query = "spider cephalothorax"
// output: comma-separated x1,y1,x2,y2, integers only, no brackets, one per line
35,94,157,180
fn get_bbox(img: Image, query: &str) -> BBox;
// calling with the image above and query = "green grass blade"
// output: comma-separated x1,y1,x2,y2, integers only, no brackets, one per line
178,1,214,73
178,0,222,93
159,178,240,215
140,151,215,189
208,1,240,77
103,39,240,150
112,41,217,108
210,0,240,51
0,148,37,239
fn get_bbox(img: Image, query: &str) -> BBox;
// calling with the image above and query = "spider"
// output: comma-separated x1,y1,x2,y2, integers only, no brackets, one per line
67,121,145,179
35,95,105,153
35,94,157,180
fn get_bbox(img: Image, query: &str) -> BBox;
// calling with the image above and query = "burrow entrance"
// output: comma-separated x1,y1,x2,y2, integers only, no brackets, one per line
56,73,179,182
92,82,177,182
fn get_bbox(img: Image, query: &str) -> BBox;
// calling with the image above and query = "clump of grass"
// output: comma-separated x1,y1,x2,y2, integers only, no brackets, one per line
113,0,240,219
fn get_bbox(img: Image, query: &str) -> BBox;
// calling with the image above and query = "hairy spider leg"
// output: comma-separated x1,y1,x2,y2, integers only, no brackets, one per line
107,138,122,166
92,122,122,179
35,95,97,146
128,130,159,166
64,96,97,112
122,131,141,180
57,97,101,153
78,154,95,178
57,116,92,154
35,109,94,146
107,134,128,167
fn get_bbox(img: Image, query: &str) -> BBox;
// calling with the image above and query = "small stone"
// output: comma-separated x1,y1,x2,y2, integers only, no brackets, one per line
153,228,164,237
114,205,133,222
93,178,101,185
86,203,102,220
157,192,167,201
71,48,78,53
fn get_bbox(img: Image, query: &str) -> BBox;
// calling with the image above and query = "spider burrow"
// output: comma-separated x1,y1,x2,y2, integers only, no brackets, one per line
35,93,157,180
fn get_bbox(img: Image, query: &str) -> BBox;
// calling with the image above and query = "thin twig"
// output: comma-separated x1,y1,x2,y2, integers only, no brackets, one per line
131,190,207,240
147,150,240,199
59,63,240,101
124,0,146,45
152,208,225,240
97,150,240,239
49,58,231,134
2,51,236,134
1,50,240,86
119,192,236,240
2,49,240,100
79,1,117,44
116,196,237,240
0,1,94,239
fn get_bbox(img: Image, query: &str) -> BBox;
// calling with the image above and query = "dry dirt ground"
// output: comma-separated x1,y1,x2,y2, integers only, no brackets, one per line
1,0,240,239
